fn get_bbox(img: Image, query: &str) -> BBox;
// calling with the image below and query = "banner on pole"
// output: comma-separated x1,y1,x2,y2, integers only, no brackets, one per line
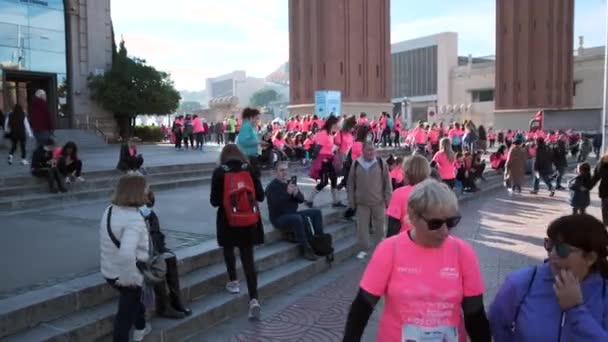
315,90,342,118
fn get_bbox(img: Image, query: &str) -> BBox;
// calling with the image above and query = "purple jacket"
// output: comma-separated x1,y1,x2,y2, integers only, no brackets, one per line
489,263,608,341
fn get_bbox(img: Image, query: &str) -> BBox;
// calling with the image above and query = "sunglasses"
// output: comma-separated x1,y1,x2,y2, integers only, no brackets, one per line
420,215,461,230
544,238,579,258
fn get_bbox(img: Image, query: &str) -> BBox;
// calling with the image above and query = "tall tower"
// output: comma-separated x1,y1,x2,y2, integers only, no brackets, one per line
288,0,392,117
495,0,574,110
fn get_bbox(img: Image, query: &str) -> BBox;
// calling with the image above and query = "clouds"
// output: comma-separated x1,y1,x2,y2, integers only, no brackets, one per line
112,0,289,90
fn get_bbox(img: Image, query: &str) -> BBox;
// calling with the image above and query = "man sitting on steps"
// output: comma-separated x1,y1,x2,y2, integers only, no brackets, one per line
265,161,324,261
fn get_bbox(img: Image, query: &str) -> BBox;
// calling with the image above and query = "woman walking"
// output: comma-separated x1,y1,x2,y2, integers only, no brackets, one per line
504,136,527,193
100,174,152,341
307,115,345,208
432,137,457,188
4,104,33,165
237,107,262,176
210,144,265,319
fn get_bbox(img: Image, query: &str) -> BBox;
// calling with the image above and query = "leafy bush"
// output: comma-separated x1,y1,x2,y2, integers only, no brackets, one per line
134,126,164,142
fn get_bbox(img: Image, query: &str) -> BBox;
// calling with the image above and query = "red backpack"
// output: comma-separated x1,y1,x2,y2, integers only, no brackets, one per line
222,164,260,227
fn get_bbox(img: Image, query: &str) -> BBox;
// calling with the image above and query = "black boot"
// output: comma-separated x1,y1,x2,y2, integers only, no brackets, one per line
300,244,318,261
153,282,186,319
165,255,192,316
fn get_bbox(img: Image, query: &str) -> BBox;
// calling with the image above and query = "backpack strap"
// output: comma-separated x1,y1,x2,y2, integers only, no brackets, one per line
106,206,121,249
511,266,537,332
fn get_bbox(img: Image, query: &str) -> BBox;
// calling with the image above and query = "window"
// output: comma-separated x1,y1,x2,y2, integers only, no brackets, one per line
471,89,495,102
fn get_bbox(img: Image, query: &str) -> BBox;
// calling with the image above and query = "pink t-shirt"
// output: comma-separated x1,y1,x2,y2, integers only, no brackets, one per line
428,129,440,144
192,118,204,133
52,147,63,160
358,118,369,126
360,233,484,342
303,138,314,150
351,141,363,161
301,121,310,132
432,151,456,180
273,138,286,149
414,128,427,144
314,130,334,155
389,167,404,185
448,128,462,140
385,185,413,226
335,131,354,154
287,121,297,131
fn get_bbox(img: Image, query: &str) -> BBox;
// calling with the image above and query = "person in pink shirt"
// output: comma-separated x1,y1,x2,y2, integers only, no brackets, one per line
344,179,490,342
388,156,404,189
192,115,205,150
448,122,464,152
487,128,496,148
432,137,457,188
272,131,287,150
393,114,402,147
385,155,431,237
428,123,441,155
357,112,369,127
307,115,344,208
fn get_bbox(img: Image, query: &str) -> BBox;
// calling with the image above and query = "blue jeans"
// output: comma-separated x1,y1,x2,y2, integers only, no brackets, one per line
533,173,554,192
274,209,324,246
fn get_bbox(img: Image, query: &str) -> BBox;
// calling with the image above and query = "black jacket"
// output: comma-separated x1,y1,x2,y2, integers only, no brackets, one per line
31,146,53,170
592,158,608,199
534,145,554,175
552,144,568,169
210,160,265,247
265,178,305,225
116,144,139,171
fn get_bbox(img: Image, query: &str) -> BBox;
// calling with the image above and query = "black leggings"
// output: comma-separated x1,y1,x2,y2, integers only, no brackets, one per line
106,279,146,342
58,159,82,177
223,245,258,300
316,160,338,191
9,137,26,159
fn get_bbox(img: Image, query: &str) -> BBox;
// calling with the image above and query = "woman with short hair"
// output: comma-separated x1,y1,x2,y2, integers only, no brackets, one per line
343,179,491,342
490,214,608,341
100,173,152,341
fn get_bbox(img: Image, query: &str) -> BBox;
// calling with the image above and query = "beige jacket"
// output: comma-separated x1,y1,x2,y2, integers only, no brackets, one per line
347,157,393,207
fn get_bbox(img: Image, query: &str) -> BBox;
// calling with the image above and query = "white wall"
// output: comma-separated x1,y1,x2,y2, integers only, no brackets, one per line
449,62,495,127
573,55,603,108
436,32,458,108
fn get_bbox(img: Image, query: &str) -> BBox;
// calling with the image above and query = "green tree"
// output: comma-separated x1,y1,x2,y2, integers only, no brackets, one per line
88,40,181,138
249,88,279,107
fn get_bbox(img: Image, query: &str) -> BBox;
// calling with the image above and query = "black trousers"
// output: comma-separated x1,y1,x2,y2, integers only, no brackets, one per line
174,132,182,148
9,137,26,159
223,245,258,300
216,133,224,144
58,159,82,177
316,160,338,191
386,216,401,238
32,167,65,190
106,279,146,342
124,156,143,171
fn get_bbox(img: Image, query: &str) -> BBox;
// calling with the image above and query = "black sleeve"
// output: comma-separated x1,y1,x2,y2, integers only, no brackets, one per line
210,168,223,207
343,288,380,342
293,189,305,203
147,211,167,252
462,295,492,342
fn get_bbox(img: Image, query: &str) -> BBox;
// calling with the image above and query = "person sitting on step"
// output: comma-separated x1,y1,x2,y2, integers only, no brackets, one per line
117,137,144,172
140,190,192,319
31,138,67,193
265,161,325,261
53,141,85,184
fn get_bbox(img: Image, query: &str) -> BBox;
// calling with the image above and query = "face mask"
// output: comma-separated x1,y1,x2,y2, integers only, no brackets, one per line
139,205,152,218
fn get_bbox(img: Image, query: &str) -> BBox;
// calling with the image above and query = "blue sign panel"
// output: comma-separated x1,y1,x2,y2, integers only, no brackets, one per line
314,90,341,118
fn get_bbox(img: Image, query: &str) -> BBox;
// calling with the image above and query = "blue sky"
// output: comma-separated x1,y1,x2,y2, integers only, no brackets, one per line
112,0,606,91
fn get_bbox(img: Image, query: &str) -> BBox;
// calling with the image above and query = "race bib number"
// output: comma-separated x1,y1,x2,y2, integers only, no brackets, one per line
402,325,458,342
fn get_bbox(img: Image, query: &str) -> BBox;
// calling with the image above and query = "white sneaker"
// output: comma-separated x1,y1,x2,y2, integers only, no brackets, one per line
76,176,85,182
7,155,13,165
225,280,240,294
132,323,151,341
20,159,29,165
65,177,72,184
356,251,368,260
248,299,261,320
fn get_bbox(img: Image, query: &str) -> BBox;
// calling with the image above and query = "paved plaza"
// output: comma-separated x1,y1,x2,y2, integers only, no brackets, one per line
188,171,597,341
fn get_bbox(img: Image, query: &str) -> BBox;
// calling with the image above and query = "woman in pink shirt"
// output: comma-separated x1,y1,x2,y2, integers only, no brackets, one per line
192,115,205,150
385,155,431,237
344,179,490,342
428,123,441,155
307,115,344,208
393,114,402,147
432,137,457,188
388,157,404,189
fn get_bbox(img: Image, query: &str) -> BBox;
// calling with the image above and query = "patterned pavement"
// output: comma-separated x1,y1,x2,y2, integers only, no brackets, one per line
200,169,603,342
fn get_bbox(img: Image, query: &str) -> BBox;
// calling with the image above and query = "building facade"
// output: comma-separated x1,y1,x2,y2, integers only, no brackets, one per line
495,0,574,110
205,70,266,108
0,0,115,138
288,0,392,117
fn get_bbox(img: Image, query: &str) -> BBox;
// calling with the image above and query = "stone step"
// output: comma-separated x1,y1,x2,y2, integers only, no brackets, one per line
0,206,345,339
1,221,357,341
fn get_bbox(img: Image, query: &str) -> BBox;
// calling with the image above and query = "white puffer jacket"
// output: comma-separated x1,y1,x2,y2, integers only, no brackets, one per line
100,205,149,286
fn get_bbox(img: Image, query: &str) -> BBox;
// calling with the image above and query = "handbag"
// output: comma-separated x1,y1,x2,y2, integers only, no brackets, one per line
106,206,167,284
304,216,334,264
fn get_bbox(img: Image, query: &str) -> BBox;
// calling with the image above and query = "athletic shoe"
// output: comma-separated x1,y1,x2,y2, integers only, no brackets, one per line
20,159,29,165
76,176,85,182
356,251,368,260
132,323,152,341
225,280,240,294
7,155,13,165
65,177,72,184
248,299,261,320
550,190,555,197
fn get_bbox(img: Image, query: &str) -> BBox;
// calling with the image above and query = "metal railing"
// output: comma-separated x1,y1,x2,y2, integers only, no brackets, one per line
74,116,110,143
